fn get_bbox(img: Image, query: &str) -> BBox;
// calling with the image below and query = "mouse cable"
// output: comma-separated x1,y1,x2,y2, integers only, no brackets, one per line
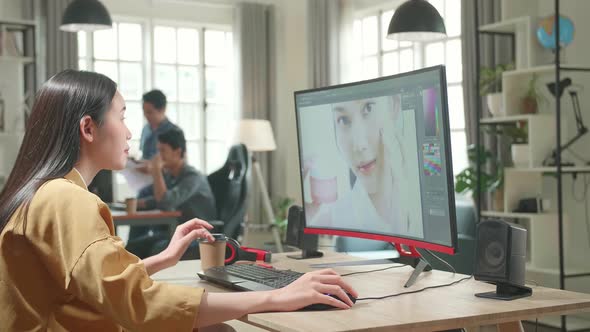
355,275,473,301
340,264,407,277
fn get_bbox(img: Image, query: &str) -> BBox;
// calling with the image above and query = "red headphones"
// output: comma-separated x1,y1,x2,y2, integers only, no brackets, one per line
224,238,272,265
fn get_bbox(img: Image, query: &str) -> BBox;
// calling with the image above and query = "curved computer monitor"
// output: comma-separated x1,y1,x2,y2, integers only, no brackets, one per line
294,65,458,255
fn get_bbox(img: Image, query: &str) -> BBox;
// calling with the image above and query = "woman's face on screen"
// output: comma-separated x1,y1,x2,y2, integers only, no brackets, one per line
333,99,384,194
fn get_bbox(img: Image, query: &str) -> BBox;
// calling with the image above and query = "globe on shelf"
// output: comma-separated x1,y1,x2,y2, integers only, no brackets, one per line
536,15,575,51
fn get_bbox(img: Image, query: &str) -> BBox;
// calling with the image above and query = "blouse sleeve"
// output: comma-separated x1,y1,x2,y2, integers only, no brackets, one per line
68,236,204,332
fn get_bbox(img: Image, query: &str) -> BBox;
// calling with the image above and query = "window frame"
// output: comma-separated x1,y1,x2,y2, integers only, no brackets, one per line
352,3,467,176
78,15,234,174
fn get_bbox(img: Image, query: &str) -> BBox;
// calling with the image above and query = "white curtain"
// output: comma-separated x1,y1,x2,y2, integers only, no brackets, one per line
44,0,78,78
307,0,341,88
461,0,511,145
234,2,275,227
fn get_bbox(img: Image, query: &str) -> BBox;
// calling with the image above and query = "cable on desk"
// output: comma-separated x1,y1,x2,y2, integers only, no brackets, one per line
340,264,407,277
355,275,473,301
422,248,456,274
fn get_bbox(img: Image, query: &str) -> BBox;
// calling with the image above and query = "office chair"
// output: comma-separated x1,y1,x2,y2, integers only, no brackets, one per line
207,143,250,240
177,144,250,261
88,170,114,203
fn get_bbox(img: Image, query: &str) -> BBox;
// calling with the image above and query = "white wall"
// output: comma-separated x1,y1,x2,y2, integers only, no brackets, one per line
269,0,309,204
101,0,233,26
0,0,23,18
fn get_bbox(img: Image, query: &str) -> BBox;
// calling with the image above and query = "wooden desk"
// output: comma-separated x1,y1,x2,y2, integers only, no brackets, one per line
152,251,590,332
111,210,181,238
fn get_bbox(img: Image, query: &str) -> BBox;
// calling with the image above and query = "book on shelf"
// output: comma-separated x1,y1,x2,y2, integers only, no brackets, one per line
0,30,24,57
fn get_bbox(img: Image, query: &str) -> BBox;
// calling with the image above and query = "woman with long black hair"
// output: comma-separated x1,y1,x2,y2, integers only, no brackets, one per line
0,70,357,331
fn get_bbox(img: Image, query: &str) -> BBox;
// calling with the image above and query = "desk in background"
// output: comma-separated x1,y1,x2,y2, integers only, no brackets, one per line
153,251,590,332
111,210,181,239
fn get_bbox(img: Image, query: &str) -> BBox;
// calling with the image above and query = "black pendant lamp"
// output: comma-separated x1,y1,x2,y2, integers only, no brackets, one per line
60,0,113,32
387,0,446,42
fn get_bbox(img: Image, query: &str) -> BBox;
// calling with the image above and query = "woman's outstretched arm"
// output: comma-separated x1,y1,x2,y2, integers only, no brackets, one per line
194,269,358,328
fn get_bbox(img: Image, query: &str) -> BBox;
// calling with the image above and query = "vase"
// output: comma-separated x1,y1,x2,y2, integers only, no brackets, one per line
511,144,530,168
521,96,538,114
487,93,505,117
493,189,505,212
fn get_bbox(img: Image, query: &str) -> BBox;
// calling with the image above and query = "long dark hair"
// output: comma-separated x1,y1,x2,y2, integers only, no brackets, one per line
0,70,117,232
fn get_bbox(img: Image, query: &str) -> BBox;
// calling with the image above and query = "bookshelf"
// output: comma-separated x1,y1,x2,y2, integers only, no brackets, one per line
0,18,36,186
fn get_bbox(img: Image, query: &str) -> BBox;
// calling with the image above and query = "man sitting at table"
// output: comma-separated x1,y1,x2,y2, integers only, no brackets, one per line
126,129,217,258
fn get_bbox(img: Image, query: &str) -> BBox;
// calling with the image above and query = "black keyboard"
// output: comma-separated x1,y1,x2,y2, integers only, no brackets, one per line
207,264,304,289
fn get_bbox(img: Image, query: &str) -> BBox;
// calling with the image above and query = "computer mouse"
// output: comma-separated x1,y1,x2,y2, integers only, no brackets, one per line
299,292,357,311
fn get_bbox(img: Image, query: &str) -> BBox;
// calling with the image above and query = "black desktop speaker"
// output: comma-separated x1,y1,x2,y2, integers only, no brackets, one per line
474,219,532,300
286,205,323,260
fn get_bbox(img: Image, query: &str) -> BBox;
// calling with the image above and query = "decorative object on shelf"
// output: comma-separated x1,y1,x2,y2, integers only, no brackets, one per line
536,15,574,51
60,0,113,32
509,125,528,168
387,0,446,42
479,63,514,117
544,78,587,166
513,197,550,213
508,126,529,168
521,74,547,114
0,90,4,132
237,119,284,252
455,145,503,208
511,144,529,168
485,121,528,168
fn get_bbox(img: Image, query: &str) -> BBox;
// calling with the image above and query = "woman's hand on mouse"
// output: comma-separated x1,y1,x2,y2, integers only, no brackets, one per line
270,269,358,311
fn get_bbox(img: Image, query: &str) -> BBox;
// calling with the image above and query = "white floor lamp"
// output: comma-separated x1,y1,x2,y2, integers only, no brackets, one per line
238,119,284,253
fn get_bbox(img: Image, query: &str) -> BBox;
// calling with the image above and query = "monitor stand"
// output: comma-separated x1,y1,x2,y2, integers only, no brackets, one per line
310,243,432,288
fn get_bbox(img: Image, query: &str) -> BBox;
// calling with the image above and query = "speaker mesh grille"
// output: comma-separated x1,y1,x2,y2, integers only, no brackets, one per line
476,221,508,278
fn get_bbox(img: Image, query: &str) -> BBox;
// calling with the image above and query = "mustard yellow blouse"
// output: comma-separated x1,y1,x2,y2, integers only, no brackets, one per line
0,169,204,331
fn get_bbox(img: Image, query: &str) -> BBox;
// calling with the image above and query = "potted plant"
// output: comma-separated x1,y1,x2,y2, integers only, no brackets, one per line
509,124,529,168
521,74,547,114
455,145,504,210
486,122,529,167
480,63,514,117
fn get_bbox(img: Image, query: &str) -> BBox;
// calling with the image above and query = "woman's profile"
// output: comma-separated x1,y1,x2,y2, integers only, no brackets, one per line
0,70,357,331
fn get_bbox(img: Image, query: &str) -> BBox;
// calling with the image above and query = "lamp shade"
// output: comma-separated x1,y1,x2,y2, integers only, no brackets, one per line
60,0,113,32
237,119,277,152
387,0,446,42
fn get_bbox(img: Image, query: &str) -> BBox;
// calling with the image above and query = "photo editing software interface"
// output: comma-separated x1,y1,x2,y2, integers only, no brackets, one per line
295,66,456,250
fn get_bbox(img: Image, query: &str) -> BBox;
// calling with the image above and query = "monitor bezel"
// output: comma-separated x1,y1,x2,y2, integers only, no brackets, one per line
293,65,458,255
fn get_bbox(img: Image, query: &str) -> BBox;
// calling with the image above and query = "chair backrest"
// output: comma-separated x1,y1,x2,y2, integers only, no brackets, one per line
207,144,249,239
